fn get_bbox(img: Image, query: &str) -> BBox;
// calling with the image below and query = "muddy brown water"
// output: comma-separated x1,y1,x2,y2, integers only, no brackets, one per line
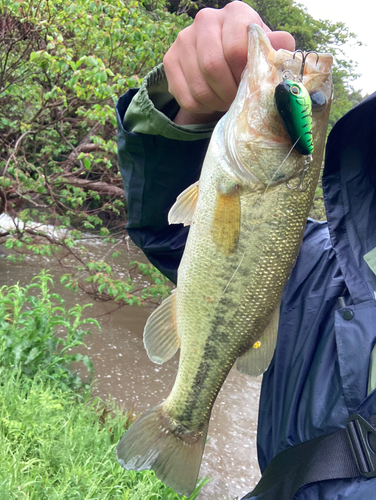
0,239,261,500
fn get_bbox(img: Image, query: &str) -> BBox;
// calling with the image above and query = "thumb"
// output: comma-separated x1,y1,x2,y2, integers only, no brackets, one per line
267,31,295,52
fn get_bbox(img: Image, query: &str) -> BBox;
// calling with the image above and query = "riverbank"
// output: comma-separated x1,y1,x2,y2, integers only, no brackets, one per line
0,253,262,499
0,273,207,499
0,369,208,499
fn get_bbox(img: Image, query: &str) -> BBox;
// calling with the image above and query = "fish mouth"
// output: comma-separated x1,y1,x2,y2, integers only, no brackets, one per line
222,24,333,185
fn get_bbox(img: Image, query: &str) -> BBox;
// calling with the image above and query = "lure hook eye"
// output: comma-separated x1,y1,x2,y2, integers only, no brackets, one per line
293,50,320,81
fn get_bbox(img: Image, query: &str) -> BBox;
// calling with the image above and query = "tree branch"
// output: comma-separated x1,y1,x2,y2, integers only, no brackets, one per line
61,176,125,198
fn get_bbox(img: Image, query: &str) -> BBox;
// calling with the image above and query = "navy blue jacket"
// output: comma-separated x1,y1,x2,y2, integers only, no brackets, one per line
117,90,376,498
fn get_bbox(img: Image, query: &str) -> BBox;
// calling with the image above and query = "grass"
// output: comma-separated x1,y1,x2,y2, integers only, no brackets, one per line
0,272,209,499
0,370,208,499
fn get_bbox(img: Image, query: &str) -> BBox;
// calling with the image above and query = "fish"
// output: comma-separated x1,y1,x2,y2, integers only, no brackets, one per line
116,24,333,496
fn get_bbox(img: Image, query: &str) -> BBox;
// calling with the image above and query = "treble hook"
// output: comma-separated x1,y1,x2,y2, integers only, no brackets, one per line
286,158,312,192
293,50,319,81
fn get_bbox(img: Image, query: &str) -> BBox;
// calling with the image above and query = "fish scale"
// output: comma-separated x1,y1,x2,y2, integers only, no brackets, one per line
116,24,333,497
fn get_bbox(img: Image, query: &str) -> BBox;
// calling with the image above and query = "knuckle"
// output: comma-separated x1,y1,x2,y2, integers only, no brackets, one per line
170,25,191,52
201,53,223,79
223,1,239,12
170,30,187,53
224,42,246,67
190,81,210,104
179,95,203,114
163,51,171,69
223,0,255,16
175,27,188,43
194,7,216,24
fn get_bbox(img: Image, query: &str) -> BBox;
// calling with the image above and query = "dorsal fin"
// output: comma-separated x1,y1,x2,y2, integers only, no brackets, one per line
168,181,199,226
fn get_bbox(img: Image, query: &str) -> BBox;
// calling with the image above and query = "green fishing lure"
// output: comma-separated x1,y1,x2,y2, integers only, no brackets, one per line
275,79,313,156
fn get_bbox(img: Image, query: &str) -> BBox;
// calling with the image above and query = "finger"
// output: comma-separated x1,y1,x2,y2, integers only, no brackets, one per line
164,58,205,114
194,9,238,107
267,31,295,52
180,58,232,113
164,37,219,114
221,2,272,85
168,19,233,113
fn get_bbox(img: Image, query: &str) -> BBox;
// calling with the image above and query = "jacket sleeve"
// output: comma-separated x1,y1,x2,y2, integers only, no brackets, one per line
116,83,212,284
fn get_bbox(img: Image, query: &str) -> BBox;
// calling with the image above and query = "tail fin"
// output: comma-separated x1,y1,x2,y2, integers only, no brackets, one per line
116,404,208,497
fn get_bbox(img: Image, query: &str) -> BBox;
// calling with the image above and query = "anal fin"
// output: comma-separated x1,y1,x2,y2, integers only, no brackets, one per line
237,303,280,377
143,290,179,364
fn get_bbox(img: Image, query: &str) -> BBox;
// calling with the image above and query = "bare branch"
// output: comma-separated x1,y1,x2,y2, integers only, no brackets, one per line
3,130,35,176
62,176,125,198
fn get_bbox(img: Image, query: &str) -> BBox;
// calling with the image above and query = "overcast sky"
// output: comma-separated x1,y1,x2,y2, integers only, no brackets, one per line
293,0,373,96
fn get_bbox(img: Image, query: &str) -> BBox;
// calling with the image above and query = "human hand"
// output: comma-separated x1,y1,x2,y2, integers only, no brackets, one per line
163,2,295,125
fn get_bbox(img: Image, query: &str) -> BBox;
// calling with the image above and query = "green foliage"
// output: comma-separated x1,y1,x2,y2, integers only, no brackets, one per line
0,217,172,307
61,259,172,306
0,369,209,499
0,270,99,390
0,270,208,498
166,0,225,17
0,0,190,271
328,72,364,130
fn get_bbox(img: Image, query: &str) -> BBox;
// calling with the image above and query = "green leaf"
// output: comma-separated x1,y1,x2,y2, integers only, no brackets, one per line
83,157,91,170
25,348,41,365
98,71,108,83
86,56,98,67
30,51,40,62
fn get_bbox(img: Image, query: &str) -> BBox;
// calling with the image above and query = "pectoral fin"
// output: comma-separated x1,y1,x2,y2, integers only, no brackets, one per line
143,290,179,364
237,304,280,377
168,181,199,226
211,185,241,255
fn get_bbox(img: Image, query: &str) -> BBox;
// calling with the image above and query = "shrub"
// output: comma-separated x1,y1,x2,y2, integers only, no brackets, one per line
0,269,98,390
0,0,189,296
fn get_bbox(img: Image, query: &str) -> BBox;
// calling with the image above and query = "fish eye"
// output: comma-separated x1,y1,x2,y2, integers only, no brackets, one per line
290,85,300,95
310,90,326,111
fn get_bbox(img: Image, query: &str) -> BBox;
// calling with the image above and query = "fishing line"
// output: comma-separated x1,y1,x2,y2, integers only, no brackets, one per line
263,136,301,196
162,102,304,392
213,137,303,322
209,138,301,319
238,137,300,246
212,251,246,314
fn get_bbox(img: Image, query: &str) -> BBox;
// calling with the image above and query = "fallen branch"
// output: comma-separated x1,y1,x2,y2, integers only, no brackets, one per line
62,176,125,198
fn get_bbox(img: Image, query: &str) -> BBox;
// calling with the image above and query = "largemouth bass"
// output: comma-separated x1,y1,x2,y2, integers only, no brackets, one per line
117,25,333,496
